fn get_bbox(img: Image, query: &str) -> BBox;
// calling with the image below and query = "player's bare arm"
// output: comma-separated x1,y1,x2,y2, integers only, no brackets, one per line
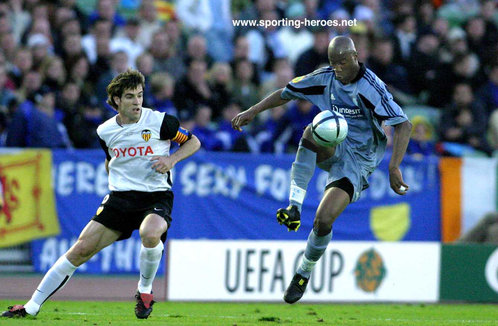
231,88,290,131
151,135,201,174
104,159,109,174
389,120,412,195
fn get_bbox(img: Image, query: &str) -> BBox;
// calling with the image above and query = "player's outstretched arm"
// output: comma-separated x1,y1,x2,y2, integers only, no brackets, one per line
151,135,201,174
231,88,290,131
389,120,412,195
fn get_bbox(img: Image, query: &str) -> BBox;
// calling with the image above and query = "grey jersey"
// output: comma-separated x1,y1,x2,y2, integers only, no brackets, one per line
281,64,408,168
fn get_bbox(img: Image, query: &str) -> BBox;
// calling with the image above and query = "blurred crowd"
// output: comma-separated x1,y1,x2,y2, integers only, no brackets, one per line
0,0,497,156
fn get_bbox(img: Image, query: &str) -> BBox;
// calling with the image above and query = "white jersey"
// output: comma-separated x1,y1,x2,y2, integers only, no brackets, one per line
97,107,184,192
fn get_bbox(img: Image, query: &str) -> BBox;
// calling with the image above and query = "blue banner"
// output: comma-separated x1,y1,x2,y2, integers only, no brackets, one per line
31,150,440,274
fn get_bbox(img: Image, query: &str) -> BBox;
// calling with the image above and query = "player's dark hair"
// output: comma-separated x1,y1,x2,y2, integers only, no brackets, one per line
106,69,145,111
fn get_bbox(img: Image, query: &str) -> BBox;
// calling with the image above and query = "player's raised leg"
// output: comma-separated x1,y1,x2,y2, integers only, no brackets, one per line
1,221,121,318
135,213,168,319
284,184,350,303
277,125,336,231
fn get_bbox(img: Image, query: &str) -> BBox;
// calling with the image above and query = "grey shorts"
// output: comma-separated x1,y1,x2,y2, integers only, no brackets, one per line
317,143,375,202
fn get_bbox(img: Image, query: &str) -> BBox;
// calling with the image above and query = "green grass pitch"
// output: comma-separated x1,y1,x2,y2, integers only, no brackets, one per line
0,300,496,325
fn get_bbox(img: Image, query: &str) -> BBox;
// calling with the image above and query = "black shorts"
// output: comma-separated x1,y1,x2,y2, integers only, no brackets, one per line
92,190,173,241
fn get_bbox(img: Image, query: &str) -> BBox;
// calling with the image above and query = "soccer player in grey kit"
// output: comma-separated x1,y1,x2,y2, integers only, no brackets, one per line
232,36,412,303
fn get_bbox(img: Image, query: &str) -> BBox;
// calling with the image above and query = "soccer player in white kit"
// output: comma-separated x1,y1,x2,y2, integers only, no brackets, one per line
2,70,201,319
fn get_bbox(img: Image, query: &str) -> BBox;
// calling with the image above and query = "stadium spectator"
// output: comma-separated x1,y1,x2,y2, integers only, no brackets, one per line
191,105,223,151
231,35,260,85
245,9,287,75
184,34,213,68
176,0,212,34
40,56,66,91
232,59,259,113
440,27,468,64
392,14,417,68
136,52,154,80
329,8,351,37
173,59,214,116
82,18,112,65
465,15,498,66
0,11,12,42
136,0,162,49
205,0,234,62
1,69,201,319
67,54,93,97
481,0,498,48
352,0,391,36
22,16,52,49
432,16,450,42
416,0,436,35
135,51,154,103
0,64,16,113
148,29,185,80
59,0,89,34
208,62,233,120
15,70,42,104
477,64,498,119
260,58,294,101
215,102,250,152
61,33,85,70
277,2,314,65
407,115,436,157
2,0,30,45
428,53,485,108
164,19,186,59
91,32,113,84
57,80,80,113
88,0,125,28
251,104,287,153
6,86,70,148
28,34,51,71
458,212,498,244
439,83,491,155
482,66,498,147
148,72,177,116
55,18,82,55
65,96,104,149
0,32,18,64
110,18,144,70
294,27,330,76
52,5,78,35
177,0,234,62
237,0,278,34
95,50,129,105
8,47,33,88
0,111,6,147
367,37,414,105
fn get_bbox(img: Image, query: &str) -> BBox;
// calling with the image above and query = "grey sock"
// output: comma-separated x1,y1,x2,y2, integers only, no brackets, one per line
296,229,333,278
289,144,316,212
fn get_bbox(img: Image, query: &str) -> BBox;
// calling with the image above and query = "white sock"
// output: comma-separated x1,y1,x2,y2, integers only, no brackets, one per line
137,242,163,294
299,255,317,273
24,255,77,316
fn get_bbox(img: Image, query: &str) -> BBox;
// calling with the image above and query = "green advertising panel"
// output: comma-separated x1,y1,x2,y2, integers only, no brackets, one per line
441,244,498,302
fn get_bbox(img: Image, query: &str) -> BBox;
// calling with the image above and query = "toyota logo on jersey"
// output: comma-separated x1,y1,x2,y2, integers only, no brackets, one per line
141,129,151,141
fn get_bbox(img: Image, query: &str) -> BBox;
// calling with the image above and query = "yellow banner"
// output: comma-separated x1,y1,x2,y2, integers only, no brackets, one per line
0,150,59,248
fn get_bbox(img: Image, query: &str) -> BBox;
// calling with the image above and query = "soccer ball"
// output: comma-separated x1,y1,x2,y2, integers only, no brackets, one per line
311,110,348,147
